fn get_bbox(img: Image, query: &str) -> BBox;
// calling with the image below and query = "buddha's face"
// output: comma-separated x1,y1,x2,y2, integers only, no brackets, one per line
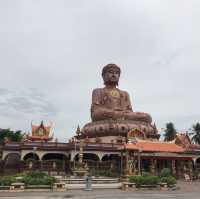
103,67,120,86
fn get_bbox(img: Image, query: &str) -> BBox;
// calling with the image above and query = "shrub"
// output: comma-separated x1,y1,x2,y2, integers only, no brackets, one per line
23,176,56,185
14,172,26,178
145,176,160,185
25,171,48,178
129,175,144,185
160,168,171,178
160,176,176,186
0,171,56,186
129,175,160,185
0,176,16,186
19,171,56,186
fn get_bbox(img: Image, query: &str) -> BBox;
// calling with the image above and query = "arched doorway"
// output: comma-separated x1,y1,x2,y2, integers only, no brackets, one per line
101,154,120,162
101,154,121,177
42,153,68,161
41,153,69,174
4,153,21,175
23,153,40,161
23,153,40,170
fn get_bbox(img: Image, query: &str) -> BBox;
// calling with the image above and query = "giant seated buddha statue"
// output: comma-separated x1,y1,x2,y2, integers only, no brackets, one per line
81,64,159,142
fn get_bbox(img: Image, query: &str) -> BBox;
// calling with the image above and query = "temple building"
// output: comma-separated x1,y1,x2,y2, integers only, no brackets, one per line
0,64,200,178
25,121,53,142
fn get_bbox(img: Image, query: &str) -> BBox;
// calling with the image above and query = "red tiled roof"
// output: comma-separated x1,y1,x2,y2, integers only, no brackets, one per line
124,140,185,153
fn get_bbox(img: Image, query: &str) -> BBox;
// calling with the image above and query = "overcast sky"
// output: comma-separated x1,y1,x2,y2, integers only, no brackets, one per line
0,0,200,141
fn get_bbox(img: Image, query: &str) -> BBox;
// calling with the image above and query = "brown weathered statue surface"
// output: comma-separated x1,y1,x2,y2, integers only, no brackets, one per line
91,64,152,123
81,64,159,140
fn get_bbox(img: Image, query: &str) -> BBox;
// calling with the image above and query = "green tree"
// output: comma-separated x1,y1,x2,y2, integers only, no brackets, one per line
190,122,200,145
164,122,177,141
0,129,23,143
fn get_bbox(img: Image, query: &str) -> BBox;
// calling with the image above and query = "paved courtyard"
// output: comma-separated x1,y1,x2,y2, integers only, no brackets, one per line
0,181,200,199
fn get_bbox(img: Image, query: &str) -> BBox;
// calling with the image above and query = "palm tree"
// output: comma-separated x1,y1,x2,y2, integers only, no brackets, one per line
164,122,177,141
190,123,200,145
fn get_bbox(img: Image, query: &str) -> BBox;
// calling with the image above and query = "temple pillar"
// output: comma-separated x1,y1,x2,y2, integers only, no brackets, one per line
154,159,157,175
137,151,142,175
125,150,129,174
172,159,176,176
180,160,186,178
134,158,138,175
176,160,181,178
150,159,156,175
79,141,83,164
120,151,123,175
121,149,129,182
188,160,193,178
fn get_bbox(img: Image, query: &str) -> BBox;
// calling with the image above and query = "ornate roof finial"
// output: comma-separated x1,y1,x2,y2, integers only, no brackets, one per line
153,123,158,133
76,125,81,136
40,120,44,127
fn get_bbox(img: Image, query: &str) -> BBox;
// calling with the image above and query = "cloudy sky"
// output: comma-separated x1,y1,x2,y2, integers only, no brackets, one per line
0,0,200,141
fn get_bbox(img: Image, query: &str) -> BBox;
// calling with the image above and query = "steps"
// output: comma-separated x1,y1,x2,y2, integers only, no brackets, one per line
62,177,119,184
54,176,121,190
66,183,122,189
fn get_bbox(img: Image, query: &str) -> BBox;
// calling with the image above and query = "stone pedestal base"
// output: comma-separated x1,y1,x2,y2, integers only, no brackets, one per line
10,183,24,192
80,120,159,141
122,182,136,191
53,182,66,191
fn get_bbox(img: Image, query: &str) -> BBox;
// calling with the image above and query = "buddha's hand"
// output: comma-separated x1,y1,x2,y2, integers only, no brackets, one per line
103,110,115,119
113,110,125,119
123,110,132,114
122,111,133,120
114,108,123,111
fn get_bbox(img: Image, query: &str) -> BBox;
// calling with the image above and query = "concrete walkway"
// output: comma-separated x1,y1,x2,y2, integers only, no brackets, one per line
0,181,199,199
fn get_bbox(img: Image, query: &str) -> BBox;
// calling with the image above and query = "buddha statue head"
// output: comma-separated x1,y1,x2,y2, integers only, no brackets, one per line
102,64,121,86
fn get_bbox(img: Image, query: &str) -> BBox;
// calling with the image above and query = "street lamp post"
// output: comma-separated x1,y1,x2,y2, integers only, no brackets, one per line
73,137,77,169
79,140,84,164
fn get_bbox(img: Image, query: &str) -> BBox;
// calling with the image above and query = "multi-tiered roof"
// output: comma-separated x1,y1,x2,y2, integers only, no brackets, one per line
25,121,53,142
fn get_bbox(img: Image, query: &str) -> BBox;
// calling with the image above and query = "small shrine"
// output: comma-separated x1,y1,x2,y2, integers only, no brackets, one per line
25,121,53,142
